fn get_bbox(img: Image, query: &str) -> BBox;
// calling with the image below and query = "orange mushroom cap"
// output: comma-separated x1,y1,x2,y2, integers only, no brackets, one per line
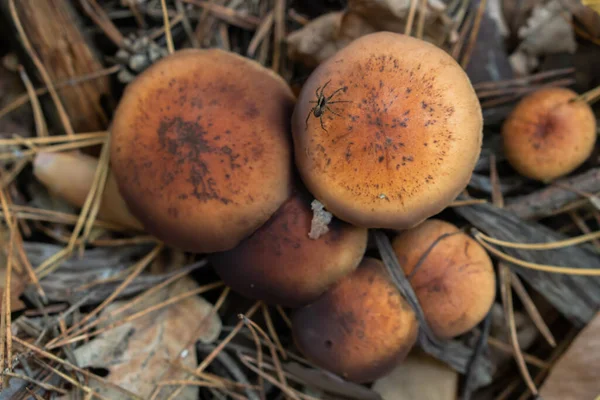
502,87,597,182
110,49,295,253
210,189,368,307
292,257,419,383
291,32,482,229
392,219,496,339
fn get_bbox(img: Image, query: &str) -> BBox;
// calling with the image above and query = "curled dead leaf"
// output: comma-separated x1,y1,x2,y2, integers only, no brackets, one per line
72,276,222,399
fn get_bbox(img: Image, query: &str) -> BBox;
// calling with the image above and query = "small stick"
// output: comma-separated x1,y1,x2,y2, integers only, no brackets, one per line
262,304,287,359
461,0,488,68
473,229,600,250
8,0,74,136
247,12,274,57
416,0,428,39
510,273,556,347
474,234,600,275
164,301,261,400
161,0,175,54
405,0,419,35
272,0,286,73
18,66,47,137
499,265,539,396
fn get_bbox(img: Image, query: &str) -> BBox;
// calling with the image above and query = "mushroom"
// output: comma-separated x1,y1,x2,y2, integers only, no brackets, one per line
391,219,496,339
110,49,295,253
291,32,482,230
292,257,419,383
210,188,368,307
502,87,597,182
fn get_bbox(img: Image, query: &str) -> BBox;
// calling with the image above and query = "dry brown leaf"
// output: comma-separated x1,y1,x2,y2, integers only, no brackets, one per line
509,0,577,74
287,0,451,66
372,350,458,400
71,276,222,399
539,311,600,400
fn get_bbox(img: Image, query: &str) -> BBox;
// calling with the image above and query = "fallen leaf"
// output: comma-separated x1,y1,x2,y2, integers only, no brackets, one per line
539,311,600,400
72,276,222,399
509,0,577,74
287,0,451,66
372,350,458,400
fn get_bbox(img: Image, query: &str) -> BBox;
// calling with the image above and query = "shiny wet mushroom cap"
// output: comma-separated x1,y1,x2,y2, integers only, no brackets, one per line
292,257,419,383
502,87,597,182
291,32,482,230
110,49,295,253
210,189,368,307
392,219,496,339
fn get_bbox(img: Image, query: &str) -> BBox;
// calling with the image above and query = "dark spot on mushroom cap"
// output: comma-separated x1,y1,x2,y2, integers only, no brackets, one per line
110,48,295,253
291,257,419,383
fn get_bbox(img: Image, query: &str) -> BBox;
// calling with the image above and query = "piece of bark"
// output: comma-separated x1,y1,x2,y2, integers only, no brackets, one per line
505,168,600,219
538,311,600,400
1,0,111,133
455,202,600,326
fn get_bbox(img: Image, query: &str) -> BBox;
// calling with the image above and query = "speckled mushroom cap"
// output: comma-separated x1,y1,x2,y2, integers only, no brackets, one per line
110,49,295,253
502,87,597,182
391,219,496,339
291,32,482,229
292,257,419,383
210,189,368,307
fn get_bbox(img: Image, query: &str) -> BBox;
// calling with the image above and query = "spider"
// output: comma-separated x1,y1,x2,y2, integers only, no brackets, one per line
305,80,351,132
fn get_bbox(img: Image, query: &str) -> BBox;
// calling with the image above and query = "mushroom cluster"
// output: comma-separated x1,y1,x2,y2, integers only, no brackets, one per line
109,31,495,384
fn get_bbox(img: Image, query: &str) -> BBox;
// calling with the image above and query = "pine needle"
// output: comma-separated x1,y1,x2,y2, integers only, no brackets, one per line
161,0,175,54
18,65,48,137
474,229,600,250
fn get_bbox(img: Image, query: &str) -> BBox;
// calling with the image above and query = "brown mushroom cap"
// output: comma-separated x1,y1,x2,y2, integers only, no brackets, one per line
210,189,368,307
291,32,482,229
292,257,419,383
502,87,597,182
391,219,496,339
110,49,295,253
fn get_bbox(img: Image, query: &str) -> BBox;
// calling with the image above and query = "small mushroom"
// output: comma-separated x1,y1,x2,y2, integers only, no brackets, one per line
292,257,419,383
391,219,496,339
210,189,368,307
291,32,482,230
502,87,597,182
110,49,295,253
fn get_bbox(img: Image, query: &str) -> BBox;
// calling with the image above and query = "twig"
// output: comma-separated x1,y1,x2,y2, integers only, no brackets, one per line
474,229,600,250
475,234,600,275
416,0,428,39
262,304,287,360
405,0,419,35
4,371,68,394
18,66,47,137
45,244,163,347
510,274,556,347
161,0,175,54
163,301,261,400
13,337,143,399
248,12,274,57
499,265,539,396
461,0,487,68
8,0,75,136
50,281,225,348
272,0,285,73
573,83,600,104
0,66,120,121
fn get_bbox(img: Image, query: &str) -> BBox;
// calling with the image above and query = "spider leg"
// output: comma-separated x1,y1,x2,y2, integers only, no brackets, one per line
320,116,328,132
328,100,352,104
320,80,331,96
305,106,316,129
326,105,343,117
327,87,346,100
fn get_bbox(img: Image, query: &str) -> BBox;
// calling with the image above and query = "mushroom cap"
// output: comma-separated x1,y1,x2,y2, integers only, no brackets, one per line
502,87,597,182
292,257,419,383
391,219,496,339
210,189,368,307
110,49,295,253
291,32,482,229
